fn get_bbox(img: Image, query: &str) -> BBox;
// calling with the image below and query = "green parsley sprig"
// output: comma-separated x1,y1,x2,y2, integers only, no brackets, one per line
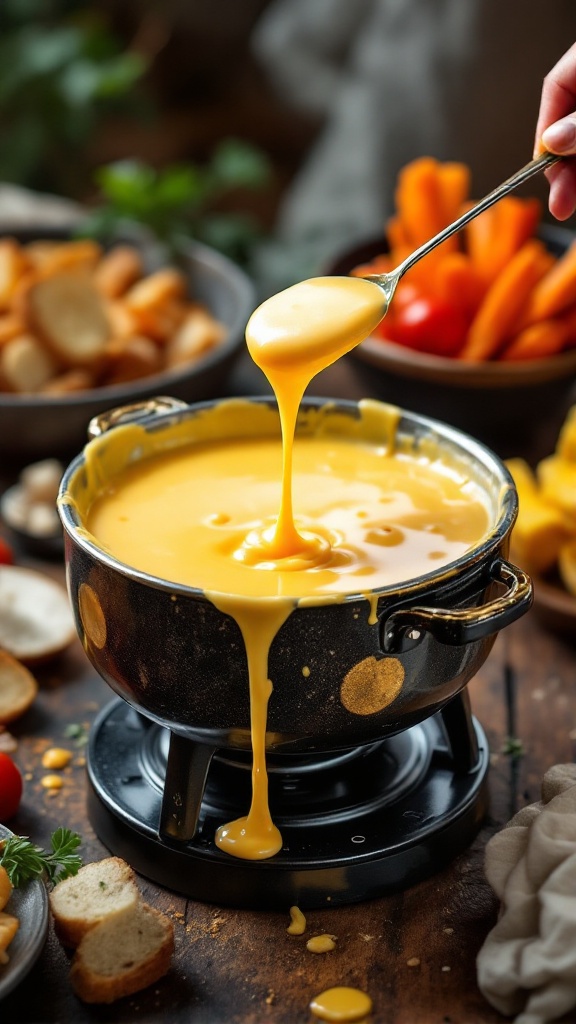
0,828,82,888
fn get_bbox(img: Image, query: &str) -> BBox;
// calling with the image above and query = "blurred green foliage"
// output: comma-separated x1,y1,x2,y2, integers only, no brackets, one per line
0,0,147,193
83,141,273,265
0,2,273,264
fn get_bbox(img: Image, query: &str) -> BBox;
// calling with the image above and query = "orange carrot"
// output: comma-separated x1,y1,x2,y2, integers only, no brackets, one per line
437,162,471,224
465,204,499,283
432,252,486,315
516,240,576,327
465,197,541,286
385,214,410,252
499,320,568,361
394,157,447,247
460,240,554,361
487,197,541,282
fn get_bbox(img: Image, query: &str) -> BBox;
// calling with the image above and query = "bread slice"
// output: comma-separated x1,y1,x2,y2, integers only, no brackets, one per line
0,649,38,723
0,565,76,664
69,901,174,1003
26,270,110,367
50,857,140,948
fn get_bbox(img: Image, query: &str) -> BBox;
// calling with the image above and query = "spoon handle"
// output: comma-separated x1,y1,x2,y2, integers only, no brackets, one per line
393,150,561,282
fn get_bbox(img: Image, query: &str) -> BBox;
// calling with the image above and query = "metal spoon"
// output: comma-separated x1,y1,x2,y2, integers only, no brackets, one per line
360,151,561,308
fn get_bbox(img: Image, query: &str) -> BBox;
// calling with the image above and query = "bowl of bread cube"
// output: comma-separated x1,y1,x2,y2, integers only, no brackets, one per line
0,228,254,464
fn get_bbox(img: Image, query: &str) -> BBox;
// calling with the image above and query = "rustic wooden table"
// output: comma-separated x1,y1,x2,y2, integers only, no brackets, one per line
2,355,575,1024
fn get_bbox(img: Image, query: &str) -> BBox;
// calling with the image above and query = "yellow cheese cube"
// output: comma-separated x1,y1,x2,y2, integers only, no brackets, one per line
506,458,568,572
537,455,576,524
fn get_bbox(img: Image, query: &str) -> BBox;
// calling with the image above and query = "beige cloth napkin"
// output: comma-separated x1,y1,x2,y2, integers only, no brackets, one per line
477,764,576,1024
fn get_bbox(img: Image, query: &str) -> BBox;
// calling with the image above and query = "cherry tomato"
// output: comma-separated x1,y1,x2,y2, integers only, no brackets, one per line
0,537,13,565
0,753,23,821
377,290,469,356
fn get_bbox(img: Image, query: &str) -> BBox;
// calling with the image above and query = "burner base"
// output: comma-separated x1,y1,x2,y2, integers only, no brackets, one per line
87,699,489,909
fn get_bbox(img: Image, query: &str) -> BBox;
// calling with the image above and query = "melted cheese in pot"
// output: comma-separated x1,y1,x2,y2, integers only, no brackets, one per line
82,275,490,862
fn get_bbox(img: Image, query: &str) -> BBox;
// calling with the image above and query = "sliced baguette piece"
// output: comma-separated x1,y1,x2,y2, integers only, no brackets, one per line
25,271,110,367
50,857,140,948
0,333,57,392
0,648,38,723
69,901,174,1003
0,565,76,664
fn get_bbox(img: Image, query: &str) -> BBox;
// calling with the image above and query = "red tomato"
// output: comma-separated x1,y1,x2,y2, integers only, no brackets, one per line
377,290,469,356
0,537,13,565
0,753,23,821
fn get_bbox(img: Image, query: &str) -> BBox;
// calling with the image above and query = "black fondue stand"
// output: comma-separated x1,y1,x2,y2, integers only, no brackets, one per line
88,689,488,910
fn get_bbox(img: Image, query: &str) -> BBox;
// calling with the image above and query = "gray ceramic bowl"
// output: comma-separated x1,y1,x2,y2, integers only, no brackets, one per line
0,235,254,466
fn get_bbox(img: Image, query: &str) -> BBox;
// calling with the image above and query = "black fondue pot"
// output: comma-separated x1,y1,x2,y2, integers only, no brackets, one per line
58,396,532,756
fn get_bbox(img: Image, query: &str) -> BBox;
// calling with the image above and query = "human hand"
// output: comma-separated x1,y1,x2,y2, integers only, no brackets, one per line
535,42,576,220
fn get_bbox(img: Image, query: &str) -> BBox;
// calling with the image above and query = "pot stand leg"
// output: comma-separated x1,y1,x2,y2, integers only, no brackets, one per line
438,689,480,773
159,732,217,842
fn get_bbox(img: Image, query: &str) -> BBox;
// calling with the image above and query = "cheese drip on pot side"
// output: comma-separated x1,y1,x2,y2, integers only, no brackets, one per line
217,276,388,859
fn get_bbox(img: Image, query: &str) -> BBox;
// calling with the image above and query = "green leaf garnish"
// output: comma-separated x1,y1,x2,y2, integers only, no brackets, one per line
0,828,82,887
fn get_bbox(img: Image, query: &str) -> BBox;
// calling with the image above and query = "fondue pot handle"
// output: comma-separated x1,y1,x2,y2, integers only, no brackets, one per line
87,396,189,439
382,559,532,652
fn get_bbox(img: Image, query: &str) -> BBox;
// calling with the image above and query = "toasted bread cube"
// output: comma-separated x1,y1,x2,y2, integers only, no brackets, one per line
129,298,187,343
93,246,143,299
0,313,26,346
101,335,163,385
0,239,28,312
32,239,103,279
0,334,57,392
124,268,187,312
41,368,96,394
165,307,226,367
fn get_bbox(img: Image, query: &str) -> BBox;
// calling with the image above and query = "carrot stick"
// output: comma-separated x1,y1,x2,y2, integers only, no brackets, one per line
385,215,410,252
487,197,541,282
437,162,471,224
516,240,576,327
465,198,541,287
460,240,553,361
499,320,568,361
465,205,498,282
394,157,446,247
432,252,486,315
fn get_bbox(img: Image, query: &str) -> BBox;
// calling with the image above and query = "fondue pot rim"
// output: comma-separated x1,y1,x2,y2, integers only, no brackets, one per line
58,395,518,605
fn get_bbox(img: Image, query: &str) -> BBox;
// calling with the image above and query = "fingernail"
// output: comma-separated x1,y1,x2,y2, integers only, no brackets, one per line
541,117,576,153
